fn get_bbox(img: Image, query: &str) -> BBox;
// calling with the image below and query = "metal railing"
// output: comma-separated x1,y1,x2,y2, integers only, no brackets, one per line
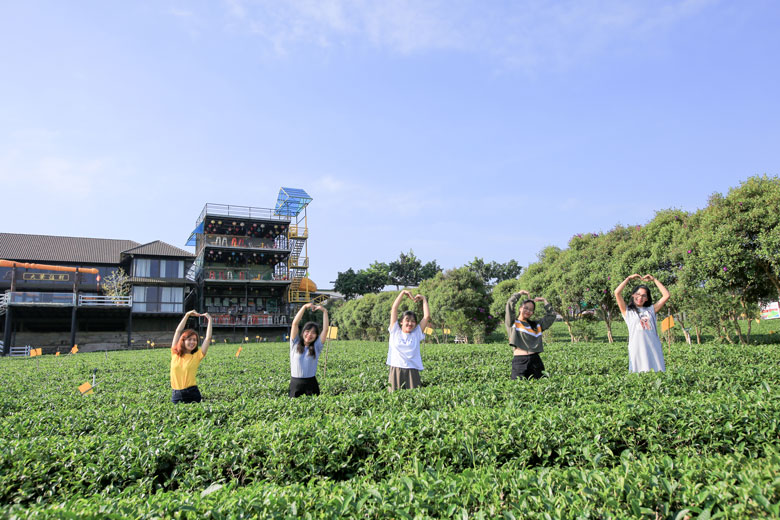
288,225,308,239
203,313,289,326
201,234,290,251
0,292,7,316
203,268,289,282
7,292,76,306
78,295,132,307
197,204,292,226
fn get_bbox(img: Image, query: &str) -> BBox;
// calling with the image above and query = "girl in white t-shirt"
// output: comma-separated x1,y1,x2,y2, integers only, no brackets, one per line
387,290,430,391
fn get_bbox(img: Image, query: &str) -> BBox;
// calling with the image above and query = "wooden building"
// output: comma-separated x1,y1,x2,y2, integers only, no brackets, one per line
0,233,193,354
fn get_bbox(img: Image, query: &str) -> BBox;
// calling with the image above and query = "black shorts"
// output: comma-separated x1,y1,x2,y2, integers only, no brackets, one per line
511,354,545,380
171,385,202,403
289,376,320,397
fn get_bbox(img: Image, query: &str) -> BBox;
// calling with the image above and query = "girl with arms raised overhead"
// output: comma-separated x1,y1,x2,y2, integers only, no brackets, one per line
289,302,329,397
387,290,430,391
505,290,557,379
614,274,670,372
170,310,213,403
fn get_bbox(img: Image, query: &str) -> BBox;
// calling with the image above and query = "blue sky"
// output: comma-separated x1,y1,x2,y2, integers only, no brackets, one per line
1,1,778,287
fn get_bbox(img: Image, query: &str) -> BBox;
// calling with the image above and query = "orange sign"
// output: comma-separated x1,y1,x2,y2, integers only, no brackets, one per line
661,316,675,332
71,345,79,354
78,382,94,395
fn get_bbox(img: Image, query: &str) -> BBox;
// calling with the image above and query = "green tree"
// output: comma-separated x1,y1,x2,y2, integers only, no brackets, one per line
466,257,523,286
388,250,423,289
419,268,495,343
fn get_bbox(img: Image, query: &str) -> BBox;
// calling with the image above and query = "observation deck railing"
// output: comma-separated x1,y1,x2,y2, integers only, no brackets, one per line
203,268,289,282
197,204,291,226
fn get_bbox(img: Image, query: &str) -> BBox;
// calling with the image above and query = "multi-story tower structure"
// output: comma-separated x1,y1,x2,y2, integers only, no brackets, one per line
188,188,316,341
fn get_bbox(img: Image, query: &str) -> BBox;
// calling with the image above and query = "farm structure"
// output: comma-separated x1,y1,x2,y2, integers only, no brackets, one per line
0,234,194,355
186,188,325,342
0,187,324,354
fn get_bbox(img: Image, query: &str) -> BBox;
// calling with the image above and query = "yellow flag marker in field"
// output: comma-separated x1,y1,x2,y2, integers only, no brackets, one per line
661,316,675,332
244,336,249,342
424,327,433,335
71,345,79,354
78,382,94,395
443,328,451,335
235,346,242,357
327,326,338,340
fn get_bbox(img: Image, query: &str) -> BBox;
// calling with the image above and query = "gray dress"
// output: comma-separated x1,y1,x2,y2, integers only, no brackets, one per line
623,306,666,373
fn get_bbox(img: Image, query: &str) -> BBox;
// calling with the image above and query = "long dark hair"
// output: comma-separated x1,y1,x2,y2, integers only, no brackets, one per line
295,321,320,356
626,284,653,314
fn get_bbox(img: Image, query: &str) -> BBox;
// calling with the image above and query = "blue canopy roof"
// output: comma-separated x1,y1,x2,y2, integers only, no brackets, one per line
274,187,312,217
185,222,204,246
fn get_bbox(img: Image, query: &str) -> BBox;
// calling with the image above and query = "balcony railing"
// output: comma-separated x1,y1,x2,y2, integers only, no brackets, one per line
203,268,289,282
7,292,76,306
202,234,289,251
197,204,292,225
201,313,289,326
79,295,132,307
3,292,132,308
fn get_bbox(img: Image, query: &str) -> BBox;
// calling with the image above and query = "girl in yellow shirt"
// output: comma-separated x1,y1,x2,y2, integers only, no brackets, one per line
170,310,213,403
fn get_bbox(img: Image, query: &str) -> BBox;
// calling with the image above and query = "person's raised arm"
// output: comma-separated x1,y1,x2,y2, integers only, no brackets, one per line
290,303,312,342
172,310,198,347
390,290,412,328
315,305,329,344
505,290,529,336
614,274,640,316
644,275,670,314
535,297,557,330
415,294,430,332
200,313,213,355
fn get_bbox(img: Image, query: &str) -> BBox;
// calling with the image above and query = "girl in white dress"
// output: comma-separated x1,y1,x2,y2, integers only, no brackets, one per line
614,274,670,372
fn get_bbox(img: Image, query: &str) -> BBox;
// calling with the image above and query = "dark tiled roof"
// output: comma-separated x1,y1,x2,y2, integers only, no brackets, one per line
0,233,193,265
0,233,139,264
122,240,193,258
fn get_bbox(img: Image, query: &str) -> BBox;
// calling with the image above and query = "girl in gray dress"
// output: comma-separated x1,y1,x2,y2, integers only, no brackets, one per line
614,274,670,372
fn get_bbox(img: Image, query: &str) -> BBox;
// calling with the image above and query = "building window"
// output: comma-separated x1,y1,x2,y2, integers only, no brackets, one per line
134,259,151,277
132,286,183,313
134,259,183,279
162,260,184,279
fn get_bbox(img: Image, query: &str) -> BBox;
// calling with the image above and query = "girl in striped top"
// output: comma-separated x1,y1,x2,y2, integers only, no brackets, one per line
504,290,557,379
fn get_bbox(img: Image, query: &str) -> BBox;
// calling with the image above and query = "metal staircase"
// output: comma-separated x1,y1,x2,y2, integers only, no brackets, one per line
0,291,8,316
287,225,310,302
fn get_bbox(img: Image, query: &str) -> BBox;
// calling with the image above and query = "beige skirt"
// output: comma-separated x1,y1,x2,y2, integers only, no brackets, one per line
388,366,421,392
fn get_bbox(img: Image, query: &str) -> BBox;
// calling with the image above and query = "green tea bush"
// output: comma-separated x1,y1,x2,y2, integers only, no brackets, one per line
0,336,778,518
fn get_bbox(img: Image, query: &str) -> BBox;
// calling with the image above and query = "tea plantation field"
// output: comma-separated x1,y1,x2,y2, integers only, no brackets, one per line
1,332,779,519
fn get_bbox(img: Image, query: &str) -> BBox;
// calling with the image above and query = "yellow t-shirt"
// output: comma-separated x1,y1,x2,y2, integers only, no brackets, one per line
170,350,205,390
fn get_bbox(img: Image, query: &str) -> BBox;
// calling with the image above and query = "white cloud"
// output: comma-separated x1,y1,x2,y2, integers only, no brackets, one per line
216,0,716,69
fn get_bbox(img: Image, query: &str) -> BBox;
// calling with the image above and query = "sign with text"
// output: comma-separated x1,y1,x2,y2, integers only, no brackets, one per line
761,302,780,320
